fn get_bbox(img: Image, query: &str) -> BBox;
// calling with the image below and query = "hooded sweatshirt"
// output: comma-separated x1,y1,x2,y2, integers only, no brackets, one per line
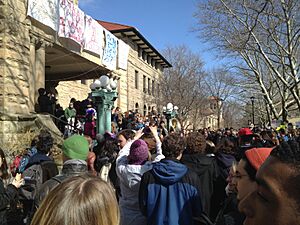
139,159,203,225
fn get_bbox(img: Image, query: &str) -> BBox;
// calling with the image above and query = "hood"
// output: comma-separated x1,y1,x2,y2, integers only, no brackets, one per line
27,153,51,167
217,153,235,168
181,153,216,176
151,159,188,185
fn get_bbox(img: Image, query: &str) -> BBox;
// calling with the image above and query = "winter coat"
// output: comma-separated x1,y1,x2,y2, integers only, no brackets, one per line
0,179,19,225
139,159,203,225
35,159,88,207
116,140,164,225
181,153,219,216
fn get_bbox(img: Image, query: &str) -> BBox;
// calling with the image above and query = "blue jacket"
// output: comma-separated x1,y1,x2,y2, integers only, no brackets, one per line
139,159,203,225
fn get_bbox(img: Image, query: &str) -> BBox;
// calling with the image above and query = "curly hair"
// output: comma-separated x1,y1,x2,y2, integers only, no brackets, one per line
185,132,206,154
162,133,185,159
36,129,54,154
271,140,300,169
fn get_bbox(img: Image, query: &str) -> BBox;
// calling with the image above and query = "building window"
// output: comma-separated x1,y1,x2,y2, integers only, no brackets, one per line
144,105,147,116
151,59,155,67
157,84,160,98
135,103,139,113
147,56,151,64
143,75,146,93
152,80,155,96
138,46,142,58
142,51,147,61
135,70,139,89
148,78,151,95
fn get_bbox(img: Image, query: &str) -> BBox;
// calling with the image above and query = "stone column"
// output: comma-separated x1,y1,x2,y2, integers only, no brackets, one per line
28,36,36,112
35,41,46,102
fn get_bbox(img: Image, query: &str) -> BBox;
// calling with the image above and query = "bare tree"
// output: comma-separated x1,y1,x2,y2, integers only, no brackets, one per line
195,0,300,122
204,67,240,128
160,45,207,129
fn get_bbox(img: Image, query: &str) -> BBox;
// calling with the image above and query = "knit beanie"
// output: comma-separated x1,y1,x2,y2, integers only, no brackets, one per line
245,147,273,171
238,128,253,136
62,135,89,160
127,139,149,165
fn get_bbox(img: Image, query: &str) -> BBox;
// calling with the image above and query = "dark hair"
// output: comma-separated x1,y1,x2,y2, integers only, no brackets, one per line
141,132,156,154
94,138,119,172
216,137,236,155
271,140,300,169
162,133,185,158
0,148,9,179
270,140,300,208
117,129,135,141
38,88,45,96
36,130,54,154
185,132,206,154
241,154,256,181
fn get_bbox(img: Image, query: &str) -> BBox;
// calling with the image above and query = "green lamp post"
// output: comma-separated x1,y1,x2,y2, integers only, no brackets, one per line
162,102,179,131
90,75,118,135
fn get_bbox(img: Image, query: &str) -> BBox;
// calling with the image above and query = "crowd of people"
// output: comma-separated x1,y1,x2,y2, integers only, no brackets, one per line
1,99,300,225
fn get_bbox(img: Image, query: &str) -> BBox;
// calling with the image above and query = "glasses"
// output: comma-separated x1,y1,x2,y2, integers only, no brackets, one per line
232,174,249,179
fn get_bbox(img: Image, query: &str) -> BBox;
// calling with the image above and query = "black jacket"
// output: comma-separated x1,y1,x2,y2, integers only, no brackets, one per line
181,153,219,216
0,179,18,225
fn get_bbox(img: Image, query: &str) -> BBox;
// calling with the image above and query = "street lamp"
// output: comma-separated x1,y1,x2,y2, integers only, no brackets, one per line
90,75,118,135
162,102,178,131
250,96,255,125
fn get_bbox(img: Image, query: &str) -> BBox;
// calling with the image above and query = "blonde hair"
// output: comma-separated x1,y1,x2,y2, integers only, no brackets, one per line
31,174,120,225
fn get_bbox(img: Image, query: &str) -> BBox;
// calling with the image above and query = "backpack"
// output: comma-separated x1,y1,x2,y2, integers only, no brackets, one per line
19,161,52,201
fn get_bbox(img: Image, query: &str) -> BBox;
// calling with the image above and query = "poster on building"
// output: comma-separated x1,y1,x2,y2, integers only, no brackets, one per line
83,15,104,56
117,39,130,70
27,0,59,31
102,30,118,70
58,0,85,46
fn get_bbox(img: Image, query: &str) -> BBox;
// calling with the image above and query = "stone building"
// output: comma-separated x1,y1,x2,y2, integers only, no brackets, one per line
0,0,109,150
57,21,172,114
0,0,171,151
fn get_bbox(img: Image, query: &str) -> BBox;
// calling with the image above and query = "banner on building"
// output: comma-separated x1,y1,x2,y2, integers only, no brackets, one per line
27,0,59,31
117,39,130,70
102,30,118,70
58,0,85,46
84,15,104,56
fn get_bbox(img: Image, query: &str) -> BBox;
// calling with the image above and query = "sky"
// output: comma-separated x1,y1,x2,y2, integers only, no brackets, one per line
78,0,218,69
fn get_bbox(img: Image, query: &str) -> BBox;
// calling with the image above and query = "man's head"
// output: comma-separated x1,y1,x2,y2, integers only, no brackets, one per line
185,132,206,154
240,141,300,225
62,135,89,161
36,130,53,154
162,133,185,159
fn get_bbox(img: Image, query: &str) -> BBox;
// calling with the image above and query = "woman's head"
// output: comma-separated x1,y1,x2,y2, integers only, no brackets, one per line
117,129,135,148
0,148,8,179
36,130,54,154
31,174,120,225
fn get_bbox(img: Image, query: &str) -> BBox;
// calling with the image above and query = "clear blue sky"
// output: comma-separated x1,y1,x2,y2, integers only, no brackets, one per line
79,0,218,69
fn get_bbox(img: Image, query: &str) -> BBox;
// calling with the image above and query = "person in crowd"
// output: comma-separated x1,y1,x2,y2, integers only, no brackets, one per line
116,129,135,149
180,132,217,217
0,148,23,225
211,138,237,220
158,120,168,138
37,88,55,114
234,147,273,205
31,174,119,225
116,127,163,225
64,102,77,137
238,141,300,225
139,133,203,225
214,162,245,225
35,134,89,207
84,113,96,139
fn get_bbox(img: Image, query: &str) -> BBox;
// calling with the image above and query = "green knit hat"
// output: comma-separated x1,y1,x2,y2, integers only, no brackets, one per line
62,135,89,160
